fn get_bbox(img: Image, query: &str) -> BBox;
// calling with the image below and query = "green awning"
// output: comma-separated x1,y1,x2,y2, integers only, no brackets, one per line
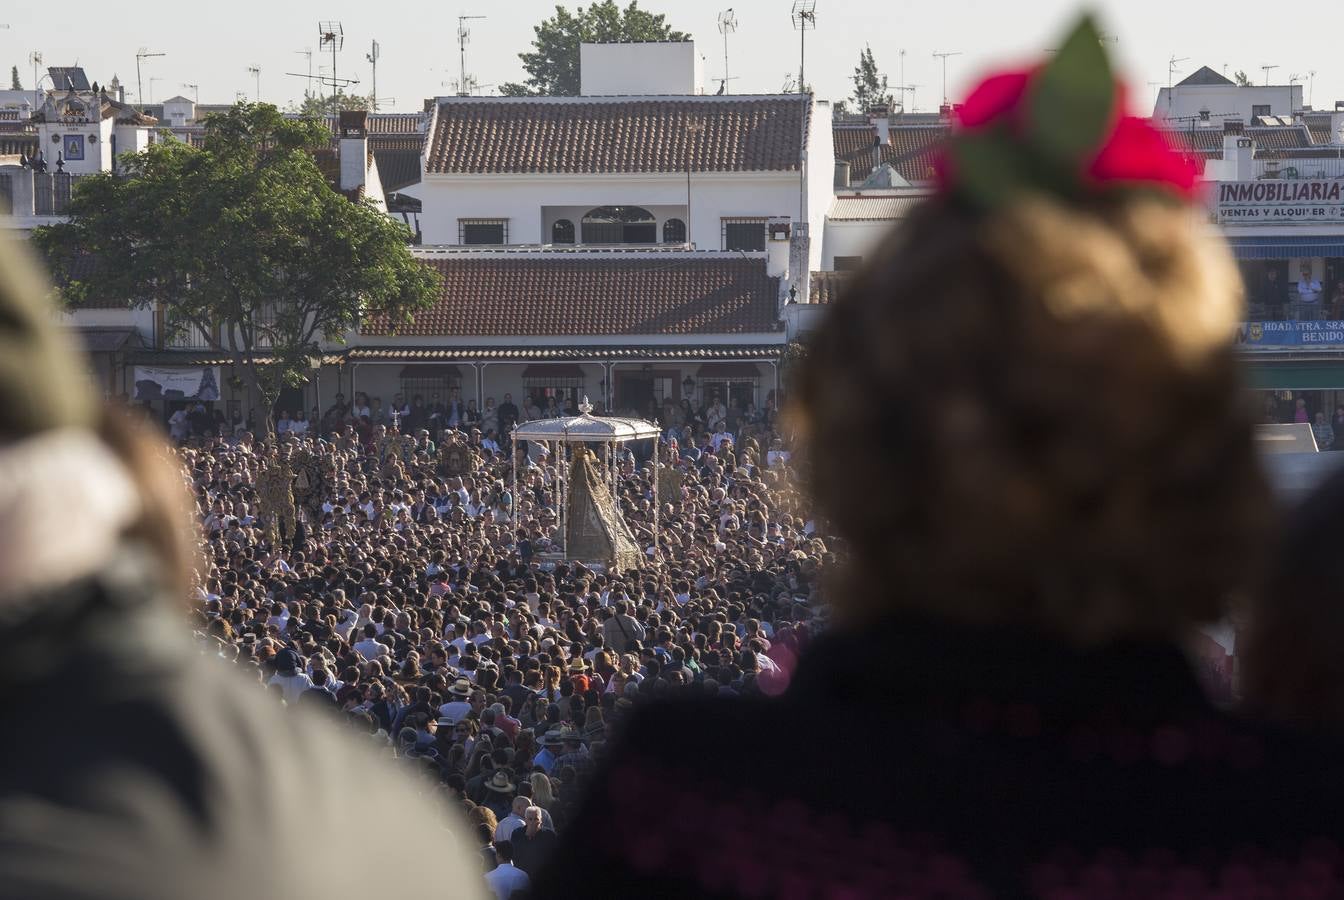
1242,362,1344,390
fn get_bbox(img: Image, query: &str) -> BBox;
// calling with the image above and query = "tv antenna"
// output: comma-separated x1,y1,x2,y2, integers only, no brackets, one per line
933,50,961,105
895,83,917,114
1260,64,1279,85
790,0,816,95
717,9,737,95
28,51,42,107
294,48,316,100
182,83,199,105
149,76,164,104
288,24,360,98
366,40,381,111
247,65,260,102
1308,70,1317,108
1165,55,1189,89
135,47,166,112
458,16,486,98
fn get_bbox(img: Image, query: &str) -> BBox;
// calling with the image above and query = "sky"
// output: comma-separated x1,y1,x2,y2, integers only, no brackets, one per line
2,1,1340,116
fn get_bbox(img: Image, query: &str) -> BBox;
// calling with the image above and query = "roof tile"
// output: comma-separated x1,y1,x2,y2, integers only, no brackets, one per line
362,256,784,337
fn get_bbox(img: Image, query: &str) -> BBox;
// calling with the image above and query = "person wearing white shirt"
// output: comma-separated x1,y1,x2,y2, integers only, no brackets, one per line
484,843,530,899
494,797,529,843
275,412,292,434
352,624,389,663
711,429,734,451
1298,264,1323,320
168,407,189,443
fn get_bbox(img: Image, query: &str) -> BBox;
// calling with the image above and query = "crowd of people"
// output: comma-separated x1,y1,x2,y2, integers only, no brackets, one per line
177,391,822,897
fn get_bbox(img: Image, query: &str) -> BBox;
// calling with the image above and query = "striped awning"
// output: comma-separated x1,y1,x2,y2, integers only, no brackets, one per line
1224,235,1344,260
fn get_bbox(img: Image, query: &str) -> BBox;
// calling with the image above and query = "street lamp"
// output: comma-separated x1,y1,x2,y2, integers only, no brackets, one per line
308,354,322,417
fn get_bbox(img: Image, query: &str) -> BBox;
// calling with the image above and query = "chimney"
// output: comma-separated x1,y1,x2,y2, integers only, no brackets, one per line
766,219,791,279
871,137,882,177
1223,117,1244,136
834,160,851,189
338,110,369,194
867,103,891,145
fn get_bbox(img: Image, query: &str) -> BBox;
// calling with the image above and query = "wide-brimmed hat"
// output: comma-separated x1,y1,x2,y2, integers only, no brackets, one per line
567,657,589,673
558,725,584,744
485,770,516,794
540,729,567,747
448,677,473,697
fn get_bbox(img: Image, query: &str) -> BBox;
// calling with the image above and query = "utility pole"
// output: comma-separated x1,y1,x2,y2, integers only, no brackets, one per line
366,40,380,111
248,65,260,101
685,120,703,248
458,16,486,98
29,51,42,111
933,50,962,106
295,48,315,101
790,0,816,94
135,48,166,112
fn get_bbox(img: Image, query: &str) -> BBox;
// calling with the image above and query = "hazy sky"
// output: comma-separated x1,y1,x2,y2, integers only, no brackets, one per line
2,1,1339,116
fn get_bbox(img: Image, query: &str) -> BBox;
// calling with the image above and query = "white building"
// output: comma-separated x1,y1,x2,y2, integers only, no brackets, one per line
1154,66,1305,127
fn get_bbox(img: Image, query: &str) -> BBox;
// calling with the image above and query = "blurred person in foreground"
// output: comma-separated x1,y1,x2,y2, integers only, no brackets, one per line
0,237,484,899
1241,466,1344,729
533,18,1344,898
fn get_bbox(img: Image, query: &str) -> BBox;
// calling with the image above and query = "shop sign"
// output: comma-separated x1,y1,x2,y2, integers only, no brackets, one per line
1236,321,1344,349
1217,181,1344,224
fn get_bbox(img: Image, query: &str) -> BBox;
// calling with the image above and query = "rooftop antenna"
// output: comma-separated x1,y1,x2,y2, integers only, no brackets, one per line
457,16,486,98
366,40,380,111
135,47,166,112
1260,64,1278,86
247,65,260,102
897,48,906,112
1167,55,1189,88
149,76,164,104
717,9,737,95
320,21,344,100
1308,70,1317,108
1147,80,1162,109
29,51,42,109
895,82,917,114
933,50,961,106
790,0,816,94
182,83,199,105
294,48,316,101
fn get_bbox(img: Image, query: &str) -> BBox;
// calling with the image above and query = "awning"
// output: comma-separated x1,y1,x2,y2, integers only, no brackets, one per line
345,344,786,362
398,364,461,379
696,362,762,378
1242,362,1344,390
1224,235,1344,260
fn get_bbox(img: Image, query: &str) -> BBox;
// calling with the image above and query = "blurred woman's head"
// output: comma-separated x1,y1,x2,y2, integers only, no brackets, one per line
797,194,1268,642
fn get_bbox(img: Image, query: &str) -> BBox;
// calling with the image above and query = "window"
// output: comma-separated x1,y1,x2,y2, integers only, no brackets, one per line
834,256,864,271
581,206,657,244
552,219,575,244
459,219,508,245
722,218,767,252
1252,104,1271,119
663,218,687,244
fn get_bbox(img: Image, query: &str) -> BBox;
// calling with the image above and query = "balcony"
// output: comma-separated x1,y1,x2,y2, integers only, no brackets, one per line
0,167,90,222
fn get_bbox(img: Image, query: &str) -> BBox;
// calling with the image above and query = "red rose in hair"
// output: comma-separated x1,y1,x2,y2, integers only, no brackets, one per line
1088,116,1201,198
956,70,1034,129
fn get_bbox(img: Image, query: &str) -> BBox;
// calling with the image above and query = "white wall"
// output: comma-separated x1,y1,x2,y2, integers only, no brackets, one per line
580,42,700,96
821,219,891,270
1153,83,1303,123
803,99,834,275
416,172,802,247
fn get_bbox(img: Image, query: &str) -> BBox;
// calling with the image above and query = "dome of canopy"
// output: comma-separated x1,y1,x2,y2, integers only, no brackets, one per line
511,397,660,443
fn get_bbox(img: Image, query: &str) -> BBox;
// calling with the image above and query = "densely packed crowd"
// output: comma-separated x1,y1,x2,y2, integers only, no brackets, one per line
177,394,825,896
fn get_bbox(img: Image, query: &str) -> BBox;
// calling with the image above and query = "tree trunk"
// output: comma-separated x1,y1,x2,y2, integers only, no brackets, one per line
242,363,277,441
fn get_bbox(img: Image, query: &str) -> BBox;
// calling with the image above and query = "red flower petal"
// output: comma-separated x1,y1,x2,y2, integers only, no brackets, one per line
1088,117,1200,197
957,70,1034,129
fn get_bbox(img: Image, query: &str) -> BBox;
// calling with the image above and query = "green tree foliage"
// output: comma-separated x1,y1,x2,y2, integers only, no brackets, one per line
290,89,372,116
850,46,893,113
501,1,689,96
1233,70,1252,87
34,103,440,435
10,66,21,91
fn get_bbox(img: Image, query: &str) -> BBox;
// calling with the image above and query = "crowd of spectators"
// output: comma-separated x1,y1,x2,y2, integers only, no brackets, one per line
177,393,824,897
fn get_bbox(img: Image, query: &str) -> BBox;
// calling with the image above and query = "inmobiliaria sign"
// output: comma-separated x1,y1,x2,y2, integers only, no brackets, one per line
1217,181,1344,223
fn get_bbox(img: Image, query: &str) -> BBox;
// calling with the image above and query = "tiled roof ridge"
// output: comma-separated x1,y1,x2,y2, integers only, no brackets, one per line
435,93,807,106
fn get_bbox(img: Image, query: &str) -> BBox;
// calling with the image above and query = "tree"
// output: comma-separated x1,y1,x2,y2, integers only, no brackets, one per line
501,1,689,96
10,66,20,90
35,103,440,437
289,89,372,116
1233,70,1252,87
850,45,893,113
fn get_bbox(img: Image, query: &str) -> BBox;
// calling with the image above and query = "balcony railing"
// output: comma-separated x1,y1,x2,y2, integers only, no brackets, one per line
1252,157,1344,180
33,173,81,216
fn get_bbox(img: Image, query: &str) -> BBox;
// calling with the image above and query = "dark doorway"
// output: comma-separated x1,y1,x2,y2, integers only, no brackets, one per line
273,385,306,422
616,375,655,416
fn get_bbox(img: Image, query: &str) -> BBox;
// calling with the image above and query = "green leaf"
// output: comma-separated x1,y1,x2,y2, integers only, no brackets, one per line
949,131,1043,211
1027,16,1116,162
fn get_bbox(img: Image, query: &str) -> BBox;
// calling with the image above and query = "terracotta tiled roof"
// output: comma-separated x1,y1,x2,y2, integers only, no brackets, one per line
426,96,807,175
362,255,784,337
324,113,425,135
809,271,853,305
827,195,925,221
835,123,946,183
369,135,423,192
346,345,785,361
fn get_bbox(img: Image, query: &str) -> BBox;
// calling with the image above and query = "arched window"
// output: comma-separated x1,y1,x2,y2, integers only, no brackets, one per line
552,219,575,244
581,206,657,244
662,218,687,244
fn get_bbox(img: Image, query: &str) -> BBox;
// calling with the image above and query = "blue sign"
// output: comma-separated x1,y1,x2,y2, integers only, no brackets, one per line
1237,321,1344,349
63,133,84,161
